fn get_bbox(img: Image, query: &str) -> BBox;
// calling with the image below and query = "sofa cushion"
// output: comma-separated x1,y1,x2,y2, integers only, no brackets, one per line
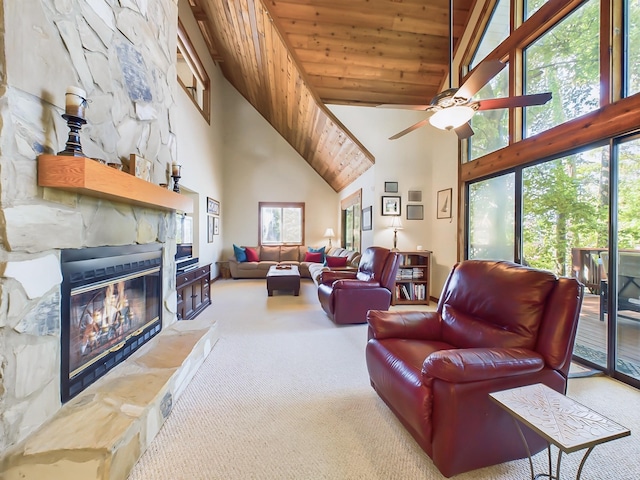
280,246,300,261
326,255,348,267
305,251,323,263
233,244,247,262
308,246,326,263
260,246,280,261
245,247,260,262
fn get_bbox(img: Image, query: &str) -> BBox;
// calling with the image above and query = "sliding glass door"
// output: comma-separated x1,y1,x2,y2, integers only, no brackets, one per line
467,141,640,385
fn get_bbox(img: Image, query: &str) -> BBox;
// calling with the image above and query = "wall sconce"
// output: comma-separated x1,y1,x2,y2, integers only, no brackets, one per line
324,228,335,248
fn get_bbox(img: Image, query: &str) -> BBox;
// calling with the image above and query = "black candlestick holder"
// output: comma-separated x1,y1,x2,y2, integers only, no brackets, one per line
171,174,181,193
58,114,87,156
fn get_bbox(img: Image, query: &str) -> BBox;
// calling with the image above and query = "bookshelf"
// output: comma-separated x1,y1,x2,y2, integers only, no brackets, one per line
393,251,431,306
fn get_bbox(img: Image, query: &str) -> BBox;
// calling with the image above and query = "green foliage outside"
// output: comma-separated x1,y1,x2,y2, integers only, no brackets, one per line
469,1,640,277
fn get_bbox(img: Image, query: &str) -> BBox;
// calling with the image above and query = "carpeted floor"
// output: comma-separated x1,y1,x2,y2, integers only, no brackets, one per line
127,278,639,479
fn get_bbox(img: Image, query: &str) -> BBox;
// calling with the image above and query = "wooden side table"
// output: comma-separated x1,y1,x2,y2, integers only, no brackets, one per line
490,383,630,480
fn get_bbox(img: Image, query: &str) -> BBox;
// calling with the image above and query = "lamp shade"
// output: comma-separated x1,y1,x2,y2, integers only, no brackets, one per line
389,216,403,230
324,228,335,238
429,105,475,130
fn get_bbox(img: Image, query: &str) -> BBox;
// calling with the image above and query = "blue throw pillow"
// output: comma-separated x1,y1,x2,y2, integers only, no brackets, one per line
308,246,326,263
233,244,247,262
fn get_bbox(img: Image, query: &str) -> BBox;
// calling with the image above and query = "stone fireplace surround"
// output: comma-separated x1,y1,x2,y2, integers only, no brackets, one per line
0,0,222,477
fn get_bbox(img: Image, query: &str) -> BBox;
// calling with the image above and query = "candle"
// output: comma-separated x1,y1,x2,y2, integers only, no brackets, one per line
171,162,181,176
65,86,87,118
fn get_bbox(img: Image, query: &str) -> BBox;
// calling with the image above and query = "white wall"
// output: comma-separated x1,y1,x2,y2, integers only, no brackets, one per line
175,0,226,275
221,84,339,255
330,105,459,297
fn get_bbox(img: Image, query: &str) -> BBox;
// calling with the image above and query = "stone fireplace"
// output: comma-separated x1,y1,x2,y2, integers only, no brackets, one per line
61,244,164,402
0,0,219,478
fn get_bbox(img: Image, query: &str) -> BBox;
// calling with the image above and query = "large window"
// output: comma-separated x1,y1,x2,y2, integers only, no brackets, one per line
259,202,304,245
341,190,361,252
462,0,640,389
469,0,510,69
468,173,515,261
524,0,600,137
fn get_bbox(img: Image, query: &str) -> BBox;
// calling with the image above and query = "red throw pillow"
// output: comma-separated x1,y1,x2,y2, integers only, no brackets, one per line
245,247,259,262
304,251,323,263
326,255,348,268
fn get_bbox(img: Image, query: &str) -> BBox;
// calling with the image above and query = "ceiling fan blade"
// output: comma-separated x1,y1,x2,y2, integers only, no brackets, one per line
389,118,431,140
455,122,474,140
377,104,431,111
456,59,506,100
475,92,553,111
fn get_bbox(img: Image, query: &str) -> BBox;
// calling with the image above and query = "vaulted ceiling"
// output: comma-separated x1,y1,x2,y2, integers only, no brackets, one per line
187,0,473,192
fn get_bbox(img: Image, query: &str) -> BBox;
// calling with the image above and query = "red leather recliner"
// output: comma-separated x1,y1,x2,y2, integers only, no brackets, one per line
317,246,400,325
366,260,584,477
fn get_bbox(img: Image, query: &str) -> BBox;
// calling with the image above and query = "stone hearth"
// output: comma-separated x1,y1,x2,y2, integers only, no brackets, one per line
1,316,218,480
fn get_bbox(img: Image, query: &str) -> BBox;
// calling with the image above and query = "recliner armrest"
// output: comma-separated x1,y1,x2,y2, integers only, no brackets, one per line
422,347,545,383
367,310,442,340
319,270,357,286
332,279,381,289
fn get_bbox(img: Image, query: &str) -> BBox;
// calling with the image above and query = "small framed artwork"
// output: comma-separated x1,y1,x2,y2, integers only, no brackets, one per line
408,190,422,202
362,206,372,231
384,181,399,193
129,154,152,182
207,197,220,215
437,188,453,219
207,215,214,243
213,216,220,235
406,204,424,220
381,195,401,216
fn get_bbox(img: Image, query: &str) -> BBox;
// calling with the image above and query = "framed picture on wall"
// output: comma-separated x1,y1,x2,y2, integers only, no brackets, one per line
362,206,372,231
207,197,220,215
213,216,220,235
207,215,214,242
381,195,401,216
437,188,452,219
406,204,424,220
384,181,399,193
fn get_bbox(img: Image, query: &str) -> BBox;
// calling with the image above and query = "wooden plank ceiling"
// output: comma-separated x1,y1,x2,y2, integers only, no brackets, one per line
188,0,473,192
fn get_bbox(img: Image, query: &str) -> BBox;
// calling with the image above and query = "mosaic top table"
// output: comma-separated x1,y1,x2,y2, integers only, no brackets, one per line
490,383,630,480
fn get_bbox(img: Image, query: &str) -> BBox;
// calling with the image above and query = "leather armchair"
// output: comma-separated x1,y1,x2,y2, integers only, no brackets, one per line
365,260,584,477
317,246,400,325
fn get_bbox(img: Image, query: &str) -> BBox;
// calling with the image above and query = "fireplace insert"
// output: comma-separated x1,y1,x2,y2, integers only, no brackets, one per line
60,244,163,402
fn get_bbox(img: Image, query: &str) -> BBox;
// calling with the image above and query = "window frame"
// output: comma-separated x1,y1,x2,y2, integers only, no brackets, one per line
177,18,211,123
258,202,305,246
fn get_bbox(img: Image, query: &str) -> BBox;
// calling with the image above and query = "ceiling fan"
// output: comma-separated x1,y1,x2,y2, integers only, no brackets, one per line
386,0,552,141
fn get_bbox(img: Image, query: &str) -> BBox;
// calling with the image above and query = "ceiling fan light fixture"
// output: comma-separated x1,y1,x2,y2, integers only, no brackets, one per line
429,105,475,131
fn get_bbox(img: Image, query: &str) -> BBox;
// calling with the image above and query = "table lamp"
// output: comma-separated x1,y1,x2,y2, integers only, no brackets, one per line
389,216,403,251
324,228,335,248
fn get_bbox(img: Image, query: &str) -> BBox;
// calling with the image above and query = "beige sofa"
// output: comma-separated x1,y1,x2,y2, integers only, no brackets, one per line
229,245,361,286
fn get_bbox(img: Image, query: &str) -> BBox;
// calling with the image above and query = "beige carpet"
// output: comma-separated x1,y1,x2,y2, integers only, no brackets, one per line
128,279,639,479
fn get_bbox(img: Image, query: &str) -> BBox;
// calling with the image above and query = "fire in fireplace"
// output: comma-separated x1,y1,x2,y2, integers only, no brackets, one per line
60,244,163,402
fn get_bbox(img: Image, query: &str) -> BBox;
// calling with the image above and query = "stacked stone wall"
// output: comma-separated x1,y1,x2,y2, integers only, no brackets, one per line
0,0,179,453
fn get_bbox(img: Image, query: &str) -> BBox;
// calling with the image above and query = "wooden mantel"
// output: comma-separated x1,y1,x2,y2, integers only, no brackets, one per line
37,155,193,213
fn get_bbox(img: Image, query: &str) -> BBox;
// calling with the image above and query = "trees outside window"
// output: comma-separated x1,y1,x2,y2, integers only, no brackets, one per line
524,0,600,137
259,202,304,245
468,68,509,161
